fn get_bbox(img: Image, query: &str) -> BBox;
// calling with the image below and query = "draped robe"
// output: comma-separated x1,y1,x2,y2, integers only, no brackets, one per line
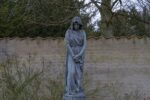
64,16,87,95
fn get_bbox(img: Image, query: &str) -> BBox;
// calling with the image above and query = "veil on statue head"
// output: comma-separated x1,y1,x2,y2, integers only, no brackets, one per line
69,16,83,30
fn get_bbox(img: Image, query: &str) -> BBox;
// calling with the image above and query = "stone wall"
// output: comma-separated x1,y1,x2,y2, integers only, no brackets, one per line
0,37,150,95
0,37,150,66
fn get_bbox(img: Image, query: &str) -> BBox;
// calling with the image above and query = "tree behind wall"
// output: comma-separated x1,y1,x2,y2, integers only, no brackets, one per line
91,0,121,38
0,0,80,37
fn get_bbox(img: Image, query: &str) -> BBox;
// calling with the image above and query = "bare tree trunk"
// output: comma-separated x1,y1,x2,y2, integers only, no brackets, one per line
92,0,113,38
100,0,113,38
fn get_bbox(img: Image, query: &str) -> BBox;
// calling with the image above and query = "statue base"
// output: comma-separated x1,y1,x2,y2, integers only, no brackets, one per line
62,92,86,100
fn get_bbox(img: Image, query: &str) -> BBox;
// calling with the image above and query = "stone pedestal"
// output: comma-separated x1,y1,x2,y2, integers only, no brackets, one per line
62,92,86,100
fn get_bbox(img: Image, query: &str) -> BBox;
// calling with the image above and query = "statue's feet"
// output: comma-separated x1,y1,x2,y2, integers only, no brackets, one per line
65,91,76,96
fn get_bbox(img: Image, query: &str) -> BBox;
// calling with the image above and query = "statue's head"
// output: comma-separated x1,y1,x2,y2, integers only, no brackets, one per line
70,16,83,31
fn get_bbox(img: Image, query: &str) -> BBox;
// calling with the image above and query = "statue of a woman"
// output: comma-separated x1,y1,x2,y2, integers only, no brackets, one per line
63,16,87,100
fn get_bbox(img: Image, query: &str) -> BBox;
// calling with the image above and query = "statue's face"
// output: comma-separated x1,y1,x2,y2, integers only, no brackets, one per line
73,22,80,30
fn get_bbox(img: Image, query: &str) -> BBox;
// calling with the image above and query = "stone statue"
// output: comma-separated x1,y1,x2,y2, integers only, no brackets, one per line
62,16,87,100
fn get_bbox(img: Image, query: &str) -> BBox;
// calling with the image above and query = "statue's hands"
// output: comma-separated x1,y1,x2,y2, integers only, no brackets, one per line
73,54,80,63
73,54,79,59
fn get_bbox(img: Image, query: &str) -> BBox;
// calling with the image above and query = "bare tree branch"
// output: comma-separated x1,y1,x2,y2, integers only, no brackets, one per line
24,14,74,26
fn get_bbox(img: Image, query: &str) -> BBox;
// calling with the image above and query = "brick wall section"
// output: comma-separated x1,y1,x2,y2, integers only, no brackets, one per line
0,37,150,95
0,37,150,66
0,37,150,74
